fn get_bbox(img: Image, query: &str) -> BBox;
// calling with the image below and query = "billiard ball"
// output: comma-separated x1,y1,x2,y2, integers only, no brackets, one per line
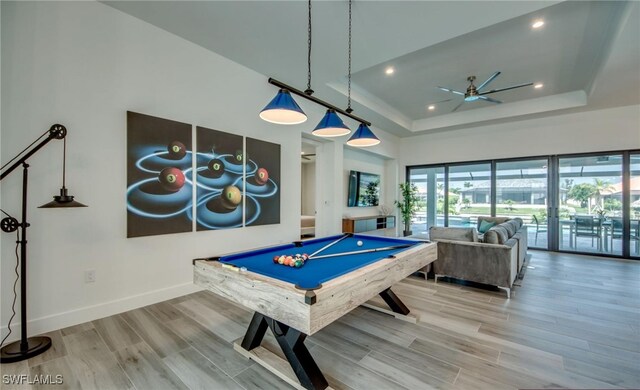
220,185,242,210
278,256,285,265
357,240,363,247
273,256,280,264
167,141,187,159
255,168,269,185
207,158,225,178
234,150,243,164
158,167,185,192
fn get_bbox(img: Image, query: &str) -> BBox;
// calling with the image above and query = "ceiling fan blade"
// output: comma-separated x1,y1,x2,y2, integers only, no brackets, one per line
477,71,501,91
479,95,502,104
480,82,533,95
438,86,465,96
301,156,311,160
428,98,453,105
451,101,465,112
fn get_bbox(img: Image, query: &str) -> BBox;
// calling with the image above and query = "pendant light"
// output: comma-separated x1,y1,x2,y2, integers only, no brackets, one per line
312,109,351,137
261,0,376,141
343,0,380,147
347,123,380,147
259,89,307,125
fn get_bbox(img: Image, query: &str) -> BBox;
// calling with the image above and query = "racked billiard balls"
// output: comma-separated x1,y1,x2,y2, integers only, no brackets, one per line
220,185,242,210
255,168,269,185
158,167,185,192
167,141,187,159
207,158,225,178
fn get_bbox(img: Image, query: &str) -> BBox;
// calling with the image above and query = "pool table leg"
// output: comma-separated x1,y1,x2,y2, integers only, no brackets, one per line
239,312,329,390
379,287,410,315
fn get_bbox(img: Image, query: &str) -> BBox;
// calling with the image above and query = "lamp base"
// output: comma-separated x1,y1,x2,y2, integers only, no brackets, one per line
0,336,52,363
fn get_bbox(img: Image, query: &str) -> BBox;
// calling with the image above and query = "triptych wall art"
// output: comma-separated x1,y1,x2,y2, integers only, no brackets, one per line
127,111,281,238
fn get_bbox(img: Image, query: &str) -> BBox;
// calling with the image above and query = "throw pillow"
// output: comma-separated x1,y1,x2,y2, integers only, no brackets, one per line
479,220,496,233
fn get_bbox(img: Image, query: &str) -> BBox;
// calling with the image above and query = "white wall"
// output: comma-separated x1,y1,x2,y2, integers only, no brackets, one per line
301,162,316,216
0,1,305,340
400,105,640,169
343,148,389,218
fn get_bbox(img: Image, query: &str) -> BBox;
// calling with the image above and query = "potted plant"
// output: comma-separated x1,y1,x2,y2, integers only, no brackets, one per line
395,182,420,236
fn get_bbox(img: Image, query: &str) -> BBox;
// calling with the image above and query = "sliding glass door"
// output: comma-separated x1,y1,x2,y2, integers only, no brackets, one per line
407,167,444,236
407,150,638,259
496,159,549,249
448,163,491,228
631,153,640,258
557,155,623,256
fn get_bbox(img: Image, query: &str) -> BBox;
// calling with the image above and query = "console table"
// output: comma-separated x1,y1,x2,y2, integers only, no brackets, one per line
342,215,396,234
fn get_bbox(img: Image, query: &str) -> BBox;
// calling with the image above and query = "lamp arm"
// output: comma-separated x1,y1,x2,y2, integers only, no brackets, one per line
0,124,67,182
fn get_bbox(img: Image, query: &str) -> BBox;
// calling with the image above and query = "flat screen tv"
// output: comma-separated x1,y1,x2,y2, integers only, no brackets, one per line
347,170,380,207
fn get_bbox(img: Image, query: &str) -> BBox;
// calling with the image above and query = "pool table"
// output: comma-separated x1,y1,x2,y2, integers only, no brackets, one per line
193,233,437,390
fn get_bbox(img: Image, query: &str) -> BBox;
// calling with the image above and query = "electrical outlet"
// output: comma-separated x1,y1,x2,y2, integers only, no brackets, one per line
85,270,96,283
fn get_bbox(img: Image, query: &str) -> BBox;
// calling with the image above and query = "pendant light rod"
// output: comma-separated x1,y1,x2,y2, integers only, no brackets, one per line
267,78,371,127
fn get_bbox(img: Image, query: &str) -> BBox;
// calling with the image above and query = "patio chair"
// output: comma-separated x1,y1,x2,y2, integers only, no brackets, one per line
610,218,640,255
574,215,602,251
610,217,623,251
531,215,547,245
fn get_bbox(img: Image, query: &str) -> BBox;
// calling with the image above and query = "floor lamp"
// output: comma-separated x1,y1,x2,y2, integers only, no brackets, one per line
0,124,87,363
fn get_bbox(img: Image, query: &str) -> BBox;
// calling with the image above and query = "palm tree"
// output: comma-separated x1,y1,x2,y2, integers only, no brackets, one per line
592,179,614,210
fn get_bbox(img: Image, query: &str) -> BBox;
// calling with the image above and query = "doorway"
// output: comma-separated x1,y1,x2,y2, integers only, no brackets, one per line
300,141,317,239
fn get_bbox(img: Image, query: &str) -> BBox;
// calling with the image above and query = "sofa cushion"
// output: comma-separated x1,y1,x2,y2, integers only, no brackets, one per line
501,221,518,237
429,227,478,242
488,225,509,244
476,216,510,231
478,220,496,233
483,229,499,244
512,217,523,229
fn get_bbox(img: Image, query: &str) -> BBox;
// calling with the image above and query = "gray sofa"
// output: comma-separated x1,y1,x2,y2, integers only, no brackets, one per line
428,217,527,298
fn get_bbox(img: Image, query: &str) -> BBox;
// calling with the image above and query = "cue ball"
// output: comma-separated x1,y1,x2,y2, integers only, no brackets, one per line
207,158,225,178
357,240,363,247
220,185,242,209
167,141,187,159
158,167,185,192
255,168,269,185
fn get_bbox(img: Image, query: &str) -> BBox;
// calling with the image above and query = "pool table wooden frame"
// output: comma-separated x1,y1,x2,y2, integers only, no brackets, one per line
193,239,437,389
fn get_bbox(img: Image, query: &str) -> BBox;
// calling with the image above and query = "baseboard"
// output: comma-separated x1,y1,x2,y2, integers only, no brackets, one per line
1,282,202,343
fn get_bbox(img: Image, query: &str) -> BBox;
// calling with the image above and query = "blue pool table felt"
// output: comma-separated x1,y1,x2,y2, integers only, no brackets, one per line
217,234,423,289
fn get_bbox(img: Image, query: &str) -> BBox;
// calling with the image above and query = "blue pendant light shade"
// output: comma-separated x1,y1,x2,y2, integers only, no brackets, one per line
259,89,307,125
346,123,380,147
312,109,351,137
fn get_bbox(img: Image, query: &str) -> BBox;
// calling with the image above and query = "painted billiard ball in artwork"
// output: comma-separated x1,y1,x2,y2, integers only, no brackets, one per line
207,158,225,178
167,141,187,159
158,167,185,192
220,185,242,210
234,150,243,164
255,168,269,185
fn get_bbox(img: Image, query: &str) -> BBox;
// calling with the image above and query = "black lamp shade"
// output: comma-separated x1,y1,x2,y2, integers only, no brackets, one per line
39,187,87,208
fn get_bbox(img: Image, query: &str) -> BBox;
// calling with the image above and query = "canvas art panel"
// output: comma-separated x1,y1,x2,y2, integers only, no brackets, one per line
126,111,193,238
245,137,281,226
195,126,244,231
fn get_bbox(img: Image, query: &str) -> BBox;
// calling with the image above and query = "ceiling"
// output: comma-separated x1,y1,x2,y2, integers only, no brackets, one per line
104,1,640,137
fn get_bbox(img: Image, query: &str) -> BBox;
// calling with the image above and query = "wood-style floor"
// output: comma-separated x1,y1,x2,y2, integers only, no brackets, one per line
3,251,639,389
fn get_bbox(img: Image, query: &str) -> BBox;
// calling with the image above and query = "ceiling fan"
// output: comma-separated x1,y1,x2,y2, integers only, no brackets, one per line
301,153,316,161
435,72,533,112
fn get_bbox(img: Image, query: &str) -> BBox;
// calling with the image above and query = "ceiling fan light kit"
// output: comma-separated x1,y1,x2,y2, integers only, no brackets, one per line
259,0,379,147
436,71,534,112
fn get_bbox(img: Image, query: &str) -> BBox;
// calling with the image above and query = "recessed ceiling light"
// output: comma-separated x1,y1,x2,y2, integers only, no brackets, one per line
385,67,395,75
534,83,544,89
532,19,545,29
428,105,435,110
